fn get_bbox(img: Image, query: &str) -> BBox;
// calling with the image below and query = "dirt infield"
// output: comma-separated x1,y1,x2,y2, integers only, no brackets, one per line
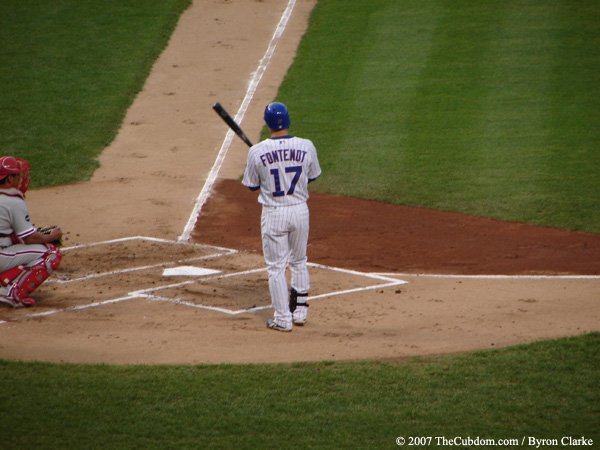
195,179,600,276
0,0,598,365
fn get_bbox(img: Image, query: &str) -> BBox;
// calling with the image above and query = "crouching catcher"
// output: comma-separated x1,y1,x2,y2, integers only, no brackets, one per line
0,156,63,307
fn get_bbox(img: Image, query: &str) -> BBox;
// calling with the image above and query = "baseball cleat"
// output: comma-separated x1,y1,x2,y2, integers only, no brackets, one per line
266,318,292,332
0,294,34,308
0,294,19,307
19,297,36,307
292,305,308,326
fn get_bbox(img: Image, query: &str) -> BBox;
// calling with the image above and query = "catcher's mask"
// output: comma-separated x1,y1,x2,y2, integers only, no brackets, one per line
0,156,31,194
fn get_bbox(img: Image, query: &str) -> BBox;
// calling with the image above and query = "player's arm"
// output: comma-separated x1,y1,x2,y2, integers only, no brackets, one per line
307,143,322,184
9,207,60,245
22,227,62,245
241,151,261,191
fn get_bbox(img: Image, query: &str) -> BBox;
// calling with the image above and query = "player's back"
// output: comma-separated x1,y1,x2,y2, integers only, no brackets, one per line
244,135,321,207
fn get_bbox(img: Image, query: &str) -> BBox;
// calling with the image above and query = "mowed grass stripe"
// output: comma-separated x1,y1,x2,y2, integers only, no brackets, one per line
284,0,600,233
0,0,192,187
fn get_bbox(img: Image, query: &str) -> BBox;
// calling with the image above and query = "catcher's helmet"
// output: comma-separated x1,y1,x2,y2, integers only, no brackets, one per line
0,156,31,193
264,102,290,130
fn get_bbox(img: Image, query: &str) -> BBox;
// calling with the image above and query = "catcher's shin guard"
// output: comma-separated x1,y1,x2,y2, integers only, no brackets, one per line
289,288,309,313
9,248,63,301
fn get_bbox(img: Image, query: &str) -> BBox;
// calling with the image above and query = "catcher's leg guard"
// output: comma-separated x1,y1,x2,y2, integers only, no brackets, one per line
9,248,62,302
0,266,30,307
0,265,26,286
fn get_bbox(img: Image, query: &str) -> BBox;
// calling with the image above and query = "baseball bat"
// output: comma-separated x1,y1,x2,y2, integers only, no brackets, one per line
212,102,253,147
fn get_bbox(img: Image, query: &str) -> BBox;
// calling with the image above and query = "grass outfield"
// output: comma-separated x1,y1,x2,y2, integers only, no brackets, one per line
0,334,598,449
0,0,192,187
279,0,600,233
0,1,598,448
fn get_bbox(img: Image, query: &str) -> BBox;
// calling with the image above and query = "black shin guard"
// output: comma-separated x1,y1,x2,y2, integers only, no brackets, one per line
289,288,298,313
289,288,308,313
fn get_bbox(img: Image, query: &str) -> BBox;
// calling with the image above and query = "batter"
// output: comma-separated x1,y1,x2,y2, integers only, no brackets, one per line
242,102,321,331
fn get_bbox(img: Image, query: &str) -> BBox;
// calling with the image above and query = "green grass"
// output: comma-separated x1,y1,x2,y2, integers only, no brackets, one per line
0,0,192,187
1,333,598,449
279,0,600,232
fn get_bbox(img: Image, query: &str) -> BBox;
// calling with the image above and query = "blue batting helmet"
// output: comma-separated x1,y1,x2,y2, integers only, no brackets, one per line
264,102,290,130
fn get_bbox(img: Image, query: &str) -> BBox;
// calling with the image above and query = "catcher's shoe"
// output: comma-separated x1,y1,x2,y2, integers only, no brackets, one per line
266,318,292,332
0,294,18,307
292,304,309,326
19,297,36,307
0,294,34,308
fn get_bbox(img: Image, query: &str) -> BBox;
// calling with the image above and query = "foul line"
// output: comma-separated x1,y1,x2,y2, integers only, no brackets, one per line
0,295,137,324
178,0,298,242
373,273,600,280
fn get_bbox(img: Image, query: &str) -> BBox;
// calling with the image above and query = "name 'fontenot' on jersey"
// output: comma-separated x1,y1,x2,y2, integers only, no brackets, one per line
242,135,321,207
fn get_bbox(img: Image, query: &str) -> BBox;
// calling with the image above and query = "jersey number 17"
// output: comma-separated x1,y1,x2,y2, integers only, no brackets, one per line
270,166,302,197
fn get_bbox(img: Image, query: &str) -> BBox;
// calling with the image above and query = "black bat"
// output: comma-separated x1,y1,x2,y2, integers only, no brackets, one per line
212,102,253,147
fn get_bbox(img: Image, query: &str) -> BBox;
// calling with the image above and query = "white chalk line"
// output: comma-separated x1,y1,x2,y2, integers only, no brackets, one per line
0,295,137,324
129,264,406,316
309,263,403,284
373,273,600,280
138,293,272,316
49,236,238,284
178,0,298,242
50,252,234,285
62,235,237,254
128,267,268,296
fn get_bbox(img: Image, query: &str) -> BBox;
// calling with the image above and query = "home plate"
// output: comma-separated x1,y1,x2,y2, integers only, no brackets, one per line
162,266,222,277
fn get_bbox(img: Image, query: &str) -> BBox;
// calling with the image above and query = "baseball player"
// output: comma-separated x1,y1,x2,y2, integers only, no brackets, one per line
0,156,63,307
242,102,321,332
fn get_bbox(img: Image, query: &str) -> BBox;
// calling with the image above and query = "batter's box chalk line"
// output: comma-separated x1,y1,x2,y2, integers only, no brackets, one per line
0,236,407,324
132,264,407,315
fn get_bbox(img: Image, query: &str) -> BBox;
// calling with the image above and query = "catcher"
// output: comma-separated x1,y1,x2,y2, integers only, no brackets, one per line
0,156,63,307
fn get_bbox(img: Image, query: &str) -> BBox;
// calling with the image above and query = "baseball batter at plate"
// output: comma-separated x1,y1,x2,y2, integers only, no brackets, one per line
242,102,321,332
0,156,63,308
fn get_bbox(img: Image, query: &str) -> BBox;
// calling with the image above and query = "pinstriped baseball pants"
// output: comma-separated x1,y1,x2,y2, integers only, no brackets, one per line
261,202,310,325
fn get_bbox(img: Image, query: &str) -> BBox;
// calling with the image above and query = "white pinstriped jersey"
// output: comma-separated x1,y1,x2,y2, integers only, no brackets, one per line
242,135,321,207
